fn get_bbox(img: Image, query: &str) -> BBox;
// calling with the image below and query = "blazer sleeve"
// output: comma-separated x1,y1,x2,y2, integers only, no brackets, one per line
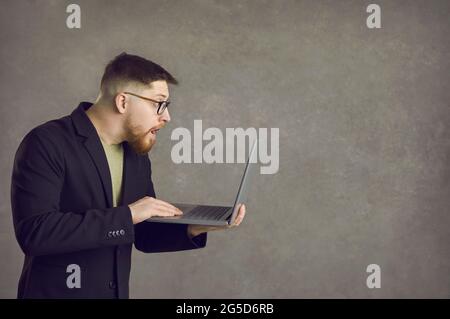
11,129,135,257
133,157,207,253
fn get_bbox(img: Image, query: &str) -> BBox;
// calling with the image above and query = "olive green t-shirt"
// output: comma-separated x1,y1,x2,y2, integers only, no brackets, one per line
100,138,124,207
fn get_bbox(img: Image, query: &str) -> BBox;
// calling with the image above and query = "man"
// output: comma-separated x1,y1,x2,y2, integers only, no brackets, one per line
10,52,246,298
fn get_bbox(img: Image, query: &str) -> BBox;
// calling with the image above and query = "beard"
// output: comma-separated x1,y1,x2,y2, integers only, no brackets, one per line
125,121,156,155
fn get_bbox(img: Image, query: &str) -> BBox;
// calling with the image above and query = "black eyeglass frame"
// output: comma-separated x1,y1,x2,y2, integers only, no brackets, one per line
123,91,170,115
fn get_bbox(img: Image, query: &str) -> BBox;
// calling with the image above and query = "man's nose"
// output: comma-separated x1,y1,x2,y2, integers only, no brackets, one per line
160,108,171,123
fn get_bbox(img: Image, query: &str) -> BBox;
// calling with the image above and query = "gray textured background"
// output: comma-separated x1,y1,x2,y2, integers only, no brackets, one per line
1,0,449,298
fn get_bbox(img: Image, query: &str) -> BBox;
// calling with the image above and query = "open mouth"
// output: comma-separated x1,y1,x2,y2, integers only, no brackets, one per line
150,128,160,135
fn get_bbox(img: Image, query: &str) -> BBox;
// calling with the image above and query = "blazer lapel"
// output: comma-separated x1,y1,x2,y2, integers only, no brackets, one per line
71,102,113,208
83,137,113,208
120,142,135,205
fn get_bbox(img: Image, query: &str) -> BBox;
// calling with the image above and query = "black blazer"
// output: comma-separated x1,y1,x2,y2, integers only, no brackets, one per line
11,102,207,299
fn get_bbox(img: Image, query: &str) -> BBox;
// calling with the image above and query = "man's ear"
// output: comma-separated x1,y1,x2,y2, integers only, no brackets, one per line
114,93,127,114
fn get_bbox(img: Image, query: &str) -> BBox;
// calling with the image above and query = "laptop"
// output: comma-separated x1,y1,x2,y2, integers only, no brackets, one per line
146,140,257,226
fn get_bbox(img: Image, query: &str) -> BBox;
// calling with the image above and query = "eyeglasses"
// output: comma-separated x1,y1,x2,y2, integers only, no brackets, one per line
123,91,170,115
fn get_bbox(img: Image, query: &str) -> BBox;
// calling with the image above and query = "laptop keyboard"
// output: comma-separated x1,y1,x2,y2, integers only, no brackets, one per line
184,206,231,220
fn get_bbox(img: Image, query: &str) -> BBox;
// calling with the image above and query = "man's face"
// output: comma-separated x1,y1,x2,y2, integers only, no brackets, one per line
123,80,171,155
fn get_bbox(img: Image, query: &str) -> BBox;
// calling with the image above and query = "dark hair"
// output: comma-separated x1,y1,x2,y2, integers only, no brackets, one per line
100,52,178,95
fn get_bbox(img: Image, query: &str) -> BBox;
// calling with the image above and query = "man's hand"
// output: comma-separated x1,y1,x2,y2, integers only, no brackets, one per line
128,196,183,224
187,204,246,239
